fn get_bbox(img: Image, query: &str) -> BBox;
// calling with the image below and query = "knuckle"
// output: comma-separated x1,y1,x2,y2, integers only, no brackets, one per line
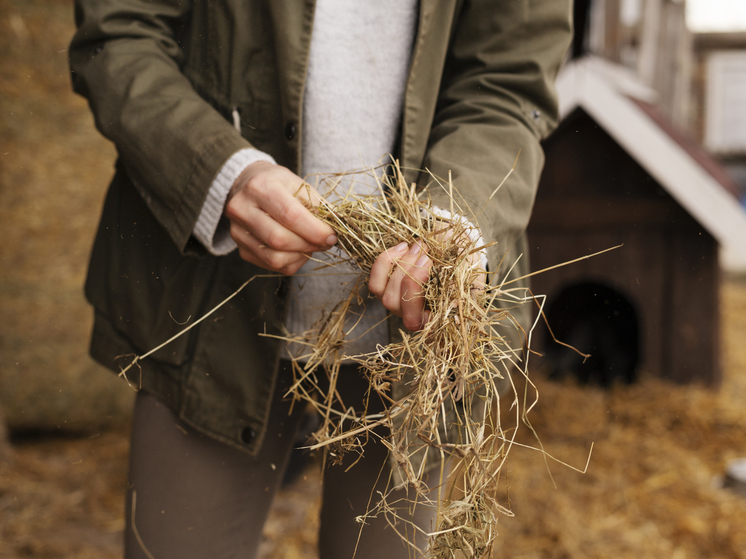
229,222,244,240
283,262,302,276
279,200,303,226
224,199,240,221
265,252,287,270
377,252,394,269
401,278,419,297
368,282,382,298
402,307,424,331
264,226,290,251
245,175,265,197
381,290,399,311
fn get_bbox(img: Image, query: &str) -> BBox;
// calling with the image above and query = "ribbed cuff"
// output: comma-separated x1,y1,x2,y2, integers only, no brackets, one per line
193,148,277,255
430,207,489,272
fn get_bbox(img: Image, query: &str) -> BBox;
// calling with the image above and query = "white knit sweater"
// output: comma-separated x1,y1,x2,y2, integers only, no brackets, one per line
194,0,419,358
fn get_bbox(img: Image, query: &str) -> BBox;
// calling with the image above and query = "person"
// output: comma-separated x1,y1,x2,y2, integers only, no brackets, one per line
69,1,572,557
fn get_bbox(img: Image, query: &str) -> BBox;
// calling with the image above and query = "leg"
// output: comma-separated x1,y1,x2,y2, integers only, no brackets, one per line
124,366,305,559
318,365,442,559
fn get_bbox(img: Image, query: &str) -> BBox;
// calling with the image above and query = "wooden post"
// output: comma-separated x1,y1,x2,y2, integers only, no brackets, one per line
604,0,623,61
638,0,663,86
637,0,694,131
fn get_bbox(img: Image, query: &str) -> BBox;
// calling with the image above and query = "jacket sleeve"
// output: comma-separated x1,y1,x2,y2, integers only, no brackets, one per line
69,0,251,251
422,0,573,274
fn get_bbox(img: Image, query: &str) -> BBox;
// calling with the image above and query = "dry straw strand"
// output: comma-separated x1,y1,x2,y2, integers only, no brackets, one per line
113,161,609,558
282,162,538,558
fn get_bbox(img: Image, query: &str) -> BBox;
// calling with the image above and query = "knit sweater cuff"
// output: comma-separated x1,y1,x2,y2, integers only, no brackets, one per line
430,207,490,272
193,148,277,255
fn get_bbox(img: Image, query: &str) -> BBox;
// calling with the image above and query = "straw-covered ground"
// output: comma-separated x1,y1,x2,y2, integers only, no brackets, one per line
2,0,746,557
2,278,746,559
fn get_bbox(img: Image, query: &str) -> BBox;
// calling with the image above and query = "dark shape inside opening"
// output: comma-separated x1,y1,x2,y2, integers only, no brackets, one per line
543,282,640,387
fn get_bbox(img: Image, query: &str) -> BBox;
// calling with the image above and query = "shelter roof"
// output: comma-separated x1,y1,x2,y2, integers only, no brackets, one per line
555,56,746,260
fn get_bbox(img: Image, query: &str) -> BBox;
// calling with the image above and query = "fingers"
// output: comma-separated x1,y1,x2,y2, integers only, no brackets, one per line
369,241,432,331
231,225,311,274
224,161,338,273
253,181,337,248
369,242,408,296
233,205,327,254
237,248,308,276
400,250,432,331
227,163,336,247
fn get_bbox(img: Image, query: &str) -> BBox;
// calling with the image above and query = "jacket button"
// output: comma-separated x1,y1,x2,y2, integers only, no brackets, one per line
241,426,256,444
284,121,296,141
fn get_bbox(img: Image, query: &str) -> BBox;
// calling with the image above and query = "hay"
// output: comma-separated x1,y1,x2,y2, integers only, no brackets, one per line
111,163,612,557
277,162,538,558
7,0,746,556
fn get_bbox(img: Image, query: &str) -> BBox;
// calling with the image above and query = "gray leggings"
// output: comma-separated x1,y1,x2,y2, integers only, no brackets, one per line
124,363,438,559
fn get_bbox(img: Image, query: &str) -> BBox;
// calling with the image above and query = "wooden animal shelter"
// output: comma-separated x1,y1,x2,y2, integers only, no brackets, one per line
526,58,746,387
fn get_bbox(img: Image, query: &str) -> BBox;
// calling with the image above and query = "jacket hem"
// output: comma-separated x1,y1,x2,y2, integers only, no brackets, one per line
89,311,186,424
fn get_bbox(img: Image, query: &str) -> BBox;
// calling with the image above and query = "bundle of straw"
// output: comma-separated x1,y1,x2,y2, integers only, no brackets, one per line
284,162,534,558
114,160,602,558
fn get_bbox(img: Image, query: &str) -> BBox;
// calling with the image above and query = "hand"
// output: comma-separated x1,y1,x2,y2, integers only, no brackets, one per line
368,241,433,331
224,161,337,275
368,231,487,332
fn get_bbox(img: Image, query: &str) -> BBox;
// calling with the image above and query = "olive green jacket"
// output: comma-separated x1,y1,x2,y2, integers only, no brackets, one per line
70,0,572,454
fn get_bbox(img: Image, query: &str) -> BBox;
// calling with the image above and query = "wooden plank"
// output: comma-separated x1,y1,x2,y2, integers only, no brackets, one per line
603,0,622,62
527,229,667,379
539,110,661,200
695,32,746,51
666,228,721,385
529,198,693,230
637,0,663,86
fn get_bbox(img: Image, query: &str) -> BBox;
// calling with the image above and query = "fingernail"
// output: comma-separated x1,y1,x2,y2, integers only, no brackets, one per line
326,234,338,246
391,242,408,253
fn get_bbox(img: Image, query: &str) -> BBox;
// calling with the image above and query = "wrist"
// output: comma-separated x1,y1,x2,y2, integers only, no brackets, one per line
228,160,276,203
193,148,275,255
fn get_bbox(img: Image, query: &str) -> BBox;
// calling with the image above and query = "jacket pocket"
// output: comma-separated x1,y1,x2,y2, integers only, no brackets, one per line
85,169,219,367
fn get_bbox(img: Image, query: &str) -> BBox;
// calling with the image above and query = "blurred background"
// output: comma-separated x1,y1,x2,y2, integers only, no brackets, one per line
1,0,746,557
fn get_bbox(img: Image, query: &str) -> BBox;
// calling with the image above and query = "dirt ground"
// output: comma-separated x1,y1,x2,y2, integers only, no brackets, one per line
2,0,746,558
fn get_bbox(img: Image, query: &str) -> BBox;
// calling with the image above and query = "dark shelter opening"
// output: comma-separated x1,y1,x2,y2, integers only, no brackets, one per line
543,282,640,387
